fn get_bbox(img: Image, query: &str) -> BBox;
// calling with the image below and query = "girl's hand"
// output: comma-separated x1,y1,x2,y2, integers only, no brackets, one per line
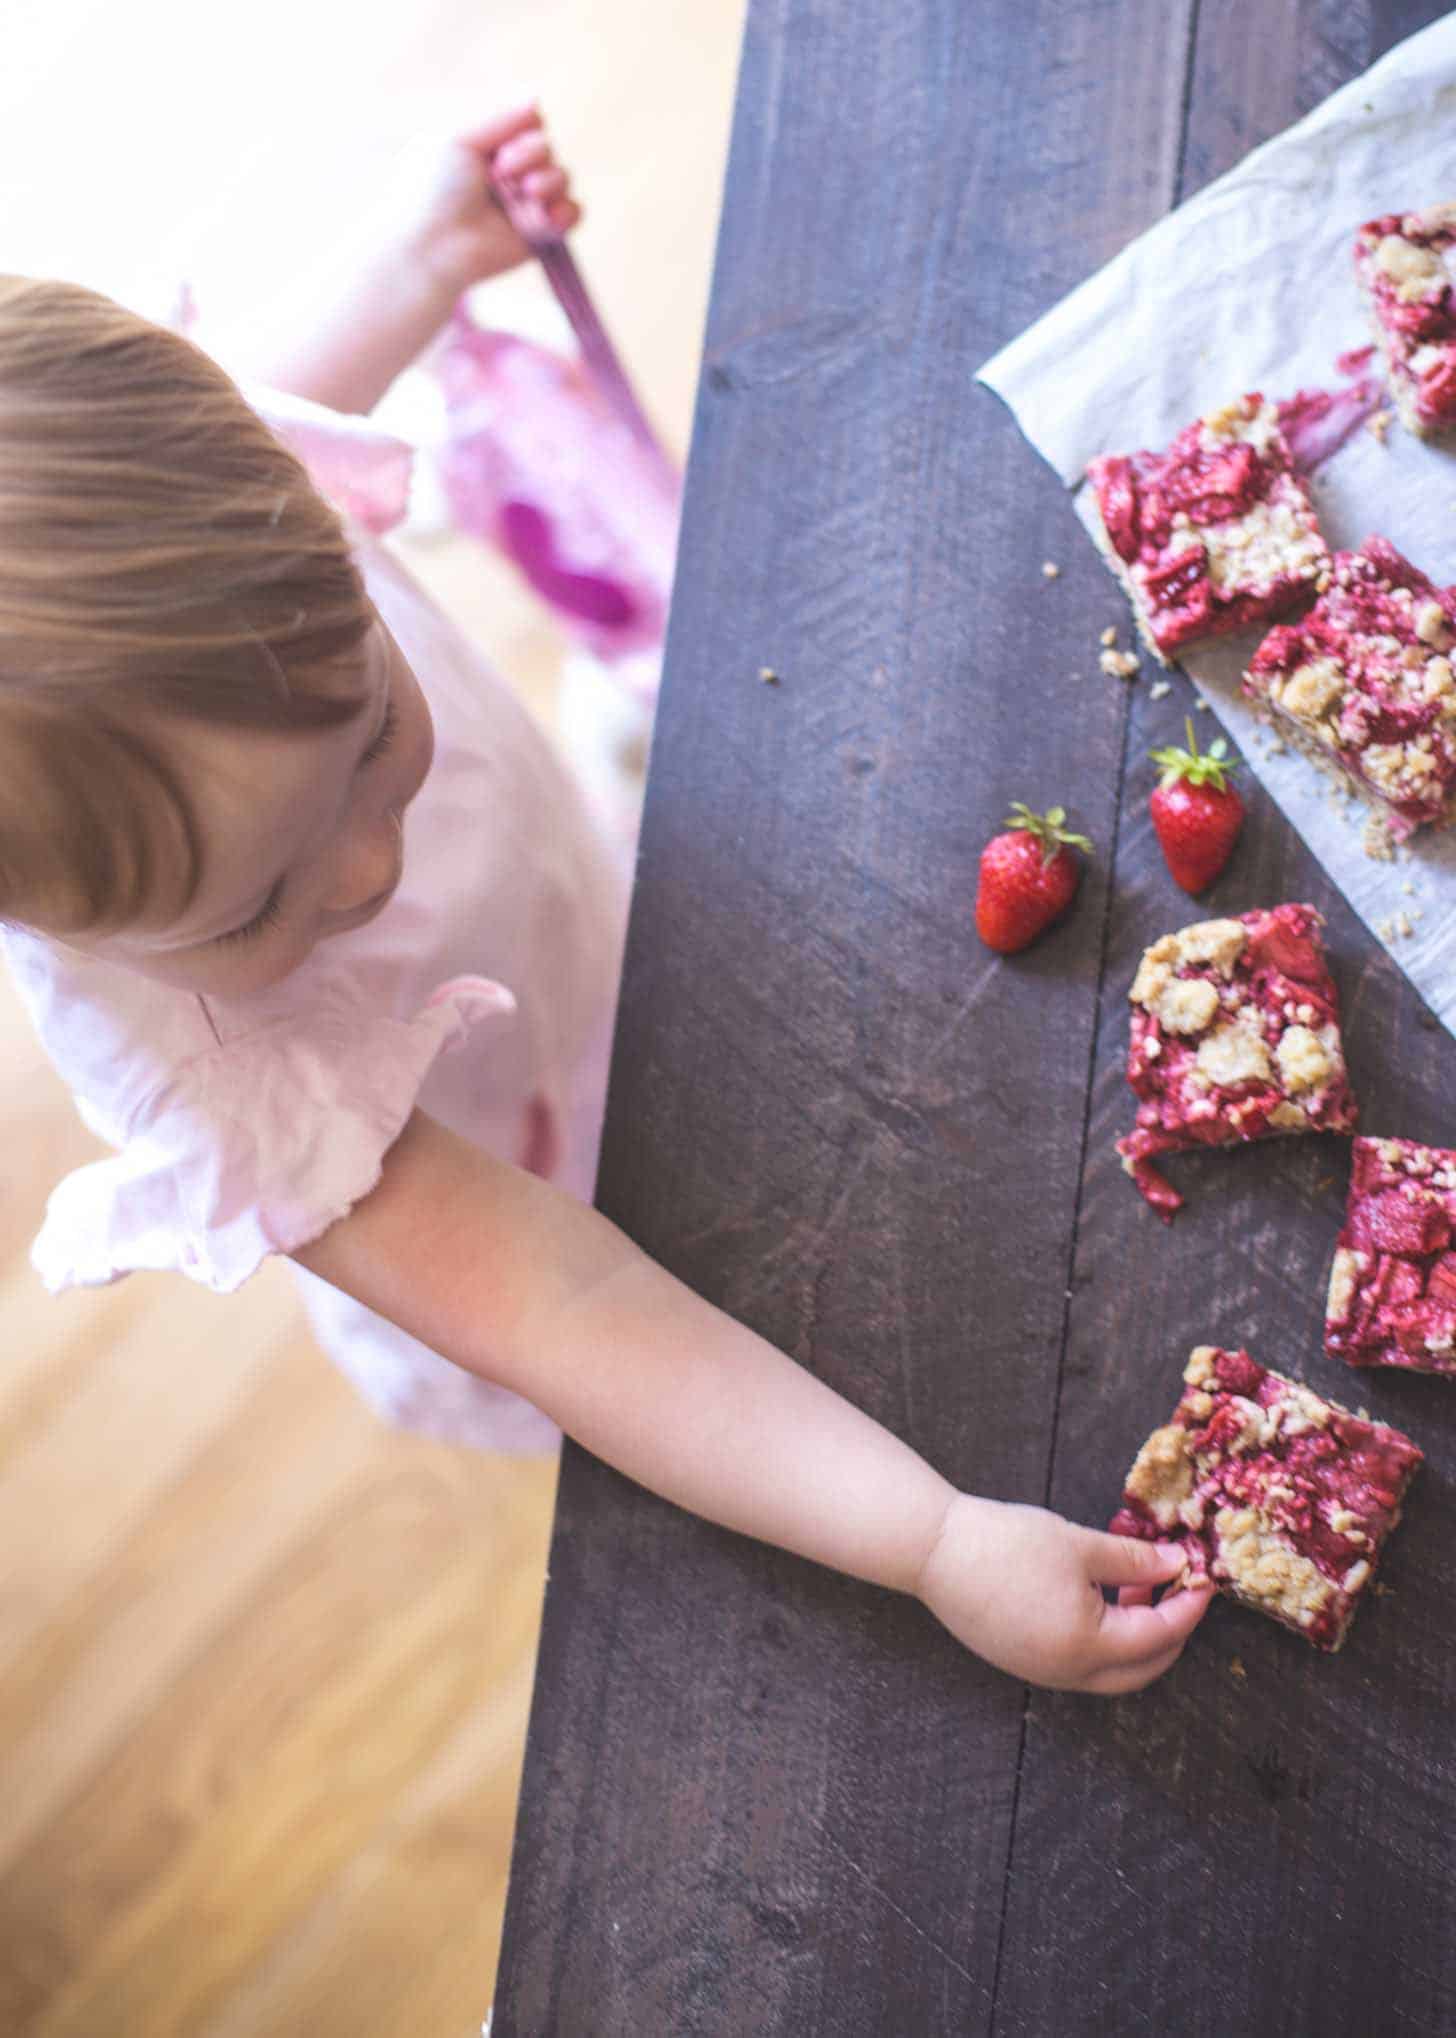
917,1494,1213,1694
404,105,583,295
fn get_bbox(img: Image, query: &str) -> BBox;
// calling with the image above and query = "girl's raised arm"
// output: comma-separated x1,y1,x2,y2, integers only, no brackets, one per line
292,1111,1210,1693
236,108,580,415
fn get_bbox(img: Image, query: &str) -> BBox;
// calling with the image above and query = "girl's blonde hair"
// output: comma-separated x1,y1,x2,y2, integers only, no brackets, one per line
0,275,376,934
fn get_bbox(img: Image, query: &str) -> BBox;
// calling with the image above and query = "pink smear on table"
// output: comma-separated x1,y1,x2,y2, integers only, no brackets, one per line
1278,346,1383,471
433,306,680,693
1278,376,1383,471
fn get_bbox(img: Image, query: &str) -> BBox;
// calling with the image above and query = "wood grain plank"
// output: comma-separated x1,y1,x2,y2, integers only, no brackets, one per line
2,1448,553,2036
494,3,1202,2031
201,1642,542,2038
0,1267,153,1450
992,5,1456,2034
0,1336,378,1865
0,1269,295,1681
1178,0,1406,205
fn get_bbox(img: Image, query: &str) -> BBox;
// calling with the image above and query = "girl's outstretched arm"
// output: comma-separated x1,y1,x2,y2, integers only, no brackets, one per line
237,107,580,415
292,1110,1211,1692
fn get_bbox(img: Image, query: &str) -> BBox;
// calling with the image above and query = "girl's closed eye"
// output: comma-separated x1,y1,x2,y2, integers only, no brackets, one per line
361,701,398,764
215,876,286,946
209,694,398,953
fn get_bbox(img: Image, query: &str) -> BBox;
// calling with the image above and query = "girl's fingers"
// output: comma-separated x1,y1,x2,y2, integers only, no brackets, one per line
1083,1641,1187,1696
1117,1582,1156,1608
494,131,553,180
1083,1528,1190,1590
460,104,542,159
1094,1582,1215,1667
524,166,569,203
549,199,582,234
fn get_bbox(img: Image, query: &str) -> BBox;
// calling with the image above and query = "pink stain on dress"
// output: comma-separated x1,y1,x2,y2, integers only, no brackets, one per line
433,308,680,698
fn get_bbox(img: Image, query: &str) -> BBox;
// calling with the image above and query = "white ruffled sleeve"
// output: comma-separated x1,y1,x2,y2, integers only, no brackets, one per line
31,976,514,1296
242,382,416,534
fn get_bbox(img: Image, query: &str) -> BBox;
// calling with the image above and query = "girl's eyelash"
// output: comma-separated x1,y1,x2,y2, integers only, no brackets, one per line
361,701,398,764
216,880,286,947
212,697,394,951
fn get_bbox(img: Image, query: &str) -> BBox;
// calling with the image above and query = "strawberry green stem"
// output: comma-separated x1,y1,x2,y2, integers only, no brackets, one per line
1004,801,1093,866
1150,718,1240,793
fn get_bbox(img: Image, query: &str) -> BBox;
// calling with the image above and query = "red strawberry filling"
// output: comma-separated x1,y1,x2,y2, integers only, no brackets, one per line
1420,354,1456,417
1326,1137,1456,1373
1087,395,1329,657
1348,1185,1451,1255
1244,538,1456,837
1112,1346,1421,1651
1240,908,1336,992
1116,904,1357,1219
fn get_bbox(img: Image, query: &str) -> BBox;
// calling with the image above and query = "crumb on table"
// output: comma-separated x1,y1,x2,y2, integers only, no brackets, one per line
1362,815,1397,862
1100,646,1140,680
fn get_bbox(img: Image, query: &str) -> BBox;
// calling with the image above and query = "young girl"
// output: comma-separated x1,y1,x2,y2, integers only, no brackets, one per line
0,108,1210,1694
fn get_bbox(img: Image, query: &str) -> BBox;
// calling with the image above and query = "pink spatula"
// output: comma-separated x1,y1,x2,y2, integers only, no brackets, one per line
489,171,678,494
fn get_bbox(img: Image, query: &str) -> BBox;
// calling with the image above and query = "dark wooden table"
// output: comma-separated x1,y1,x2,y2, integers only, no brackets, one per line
494,5,1456,2030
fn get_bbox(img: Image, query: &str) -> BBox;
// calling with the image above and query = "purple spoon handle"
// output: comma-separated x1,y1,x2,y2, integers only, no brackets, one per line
536,239,676,486
488,173,678,488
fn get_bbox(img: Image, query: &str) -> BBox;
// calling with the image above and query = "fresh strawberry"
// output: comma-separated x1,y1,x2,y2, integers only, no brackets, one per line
975,804,1091,954
1149,718,1244,894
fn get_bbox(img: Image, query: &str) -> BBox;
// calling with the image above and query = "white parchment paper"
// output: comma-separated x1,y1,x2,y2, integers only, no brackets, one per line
979,12,1456,1029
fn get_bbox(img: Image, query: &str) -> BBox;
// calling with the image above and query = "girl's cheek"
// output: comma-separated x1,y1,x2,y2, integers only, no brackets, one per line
250,934,320,994
404,676,434,781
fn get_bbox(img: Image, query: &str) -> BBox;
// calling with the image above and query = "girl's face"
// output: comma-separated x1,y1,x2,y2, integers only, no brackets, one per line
61,618,434,997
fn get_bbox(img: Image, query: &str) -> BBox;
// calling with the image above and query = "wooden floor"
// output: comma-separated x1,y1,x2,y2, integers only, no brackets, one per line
0,2,743,2029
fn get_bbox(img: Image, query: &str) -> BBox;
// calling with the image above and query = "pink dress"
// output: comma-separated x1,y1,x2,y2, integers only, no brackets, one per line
433,307,680,697
2,393,629,1453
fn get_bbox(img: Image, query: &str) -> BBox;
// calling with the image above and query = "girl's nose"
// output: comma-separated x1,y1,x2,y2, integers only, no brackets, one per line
325,810,403,918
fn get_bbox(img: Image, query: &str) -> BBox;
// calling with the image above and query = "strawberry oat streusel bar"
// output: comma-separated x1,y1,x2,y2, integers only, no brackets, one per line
1354,202,1456,438
1244,537,1456,839
1085,395,1330,665
1327,1135,1456,1375
1116,904,1358,1219
1111,1345,1421,1652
